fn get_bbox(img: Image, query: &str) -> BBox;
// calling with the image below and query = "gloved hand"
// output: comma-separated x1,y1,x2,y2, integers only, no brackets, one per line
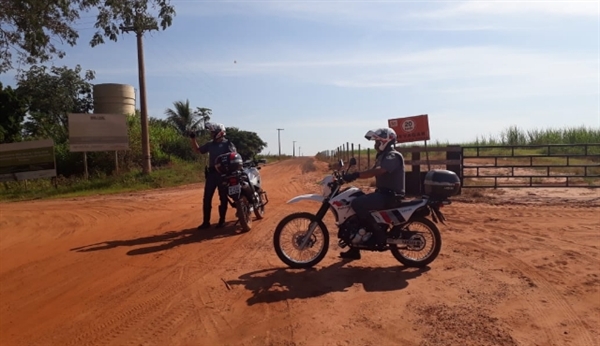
342,172,360,183
189,131,196,139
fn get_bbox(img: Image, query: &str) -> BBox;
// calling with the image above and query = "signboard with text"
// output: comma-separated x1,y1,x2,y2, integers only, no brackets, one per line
388,114,431,143
0,139,56,182
68,113,129,152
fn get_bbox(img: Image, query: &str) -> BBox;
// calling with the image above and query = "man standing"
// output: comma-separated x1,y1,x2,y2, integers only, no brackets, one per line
340,127,405,260
190,122,237,229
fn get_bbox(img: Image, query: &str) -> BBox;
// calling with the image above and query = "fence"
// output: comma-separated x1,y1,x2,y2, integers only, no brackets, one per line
316,143,600,194
316,144,461,195
461,143,600,188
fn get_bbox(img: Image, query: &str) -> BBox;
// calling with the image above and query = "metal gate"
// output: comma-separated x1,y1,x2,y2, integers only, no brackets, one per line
460,144,600,188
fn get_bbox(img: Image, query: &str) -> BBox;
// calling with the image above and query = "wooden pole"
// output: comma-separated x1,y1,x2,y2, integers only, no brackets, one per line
84,152,89,180
115,151,119,174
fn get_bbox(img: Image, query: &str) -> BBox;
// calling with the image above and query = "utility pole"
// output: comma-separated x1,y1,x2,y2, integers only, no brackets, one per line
121,20,153,174
299,146,301,157
277,128,284,156
293,141,296,157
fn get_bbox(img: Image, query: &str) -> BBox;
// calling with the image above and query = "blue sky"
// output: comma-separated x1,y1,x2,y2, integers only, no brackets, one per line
1,0,598,156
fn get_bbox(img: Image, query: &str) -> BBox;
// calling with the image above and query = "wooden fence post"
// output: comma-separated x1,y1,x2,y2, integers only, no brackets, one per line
358,144,361,169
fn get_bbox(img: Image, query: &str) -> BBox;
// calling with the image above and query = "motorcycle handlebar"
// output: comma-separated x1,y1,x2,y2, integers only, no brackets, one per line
328,170,347,188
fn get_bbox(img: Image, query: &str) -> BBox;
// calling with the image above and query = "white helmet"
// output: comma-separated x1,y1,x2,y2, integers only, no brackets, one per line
365,127,397,151
205,122,226,140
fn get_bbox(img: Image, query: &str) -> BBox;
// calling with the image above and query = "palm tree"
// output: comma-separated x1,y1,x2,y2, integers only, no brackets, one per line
193,107,212,134
164,99,203,135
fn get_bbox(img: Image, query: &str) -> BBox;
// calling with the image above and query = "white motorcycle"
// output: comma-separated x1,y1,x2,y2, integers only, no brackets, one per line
273,157,460,268
215,153,269,232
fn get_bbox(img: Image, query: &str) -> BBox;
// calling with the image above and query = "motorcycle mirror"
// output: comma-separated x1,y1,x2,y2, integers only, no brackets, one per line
349,157,357,166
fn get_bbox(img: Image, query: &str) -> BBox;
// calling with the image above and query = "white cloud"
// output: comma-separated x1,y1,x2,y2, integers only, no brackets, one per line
173,0,598,32
168,45,596,100
417,1,598,19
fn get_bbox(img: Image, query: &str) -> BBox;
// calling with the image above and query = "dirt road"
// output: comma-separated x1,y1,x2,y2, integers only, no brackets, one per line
1,158,598,346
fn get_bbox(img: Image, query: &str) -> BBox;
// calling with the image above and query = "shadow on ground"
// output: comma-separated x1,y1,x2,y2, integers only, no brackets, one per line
227,260,429,305
70,221,242,256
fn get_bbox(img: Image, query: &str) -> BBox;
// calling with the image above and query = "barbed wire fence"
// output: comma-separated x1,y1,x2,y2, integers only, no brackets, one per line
315,142,374,170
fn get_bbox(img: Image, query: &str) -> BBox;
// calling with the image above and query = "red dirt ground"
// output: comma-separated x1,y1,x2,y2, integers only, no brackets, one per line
1,157,598,346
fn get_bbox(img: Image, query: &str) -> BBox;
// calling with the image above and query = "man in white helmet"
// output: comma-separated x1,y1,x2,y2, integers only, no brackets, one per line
190,122,237,229
340,127,406,260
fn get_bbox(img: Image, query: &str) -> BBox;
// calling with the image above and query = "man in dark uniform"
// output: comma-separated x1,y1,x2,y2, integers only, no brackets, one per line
340,127,405,260
190,122,237,229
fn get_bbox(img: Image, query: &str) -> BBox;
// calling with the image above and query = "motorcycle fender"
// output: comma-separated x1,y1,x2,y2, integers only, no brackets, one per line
287,194,325,204
432,207,446,225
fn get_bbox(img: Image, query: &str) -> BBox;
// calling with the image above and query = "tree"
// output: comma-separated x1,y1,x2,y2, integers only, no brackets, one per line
193,107,212,133
0,82,27,143
225,127,267,160
16,64,95,143
0,0,176,74
164,99,202,135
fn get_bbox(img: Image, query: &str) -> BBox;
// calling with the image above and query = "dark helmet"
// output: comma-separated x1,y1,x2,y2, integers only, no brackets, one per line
214,151,243,174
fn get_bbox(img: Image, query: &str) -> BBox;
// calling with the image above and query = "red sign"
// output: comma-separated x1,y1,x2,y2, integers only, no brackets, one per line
388,114,430,143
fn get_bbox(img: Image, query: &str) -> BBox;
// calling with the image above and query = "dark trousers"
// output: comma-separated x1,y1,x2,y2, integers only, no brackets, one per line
203,171,228,224
350,191,393,244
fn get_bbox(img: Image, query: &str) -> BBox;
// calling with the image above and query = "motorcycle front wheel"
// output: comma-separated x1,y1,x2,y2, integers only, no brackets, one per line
273,212,330,269
253,191,265,220
235,196,252,232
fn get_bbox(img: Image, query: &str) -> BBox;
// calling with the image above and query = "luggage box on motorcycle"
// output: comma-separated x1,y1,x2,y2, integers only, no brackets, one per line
424,169,461,198
215,152,244,175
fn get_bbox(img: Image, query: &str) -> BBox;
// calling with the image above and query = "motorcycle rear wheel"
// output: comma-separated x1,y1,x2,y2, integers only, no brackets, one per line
235,196,252,232
273,212,329,269
389,216,441,268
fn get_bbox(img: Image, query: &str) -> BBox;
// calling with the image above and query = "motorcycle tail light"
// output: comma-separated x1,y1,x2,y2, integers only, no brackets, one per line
229,177,238,185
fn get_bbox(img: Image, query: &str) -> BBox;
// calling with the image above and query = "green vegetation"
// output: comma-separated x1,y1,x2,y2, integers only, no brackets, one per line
1,69,275,202
319,125,599,159
1,159,203,201
315,125,599,187
470,125,599,146
1,0,175,73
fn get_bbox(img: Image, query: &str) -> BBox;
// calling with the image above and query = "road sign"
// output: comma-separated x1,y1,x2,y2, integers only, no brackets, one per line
388,114,430,143
68,113,129,152
0,139,56,181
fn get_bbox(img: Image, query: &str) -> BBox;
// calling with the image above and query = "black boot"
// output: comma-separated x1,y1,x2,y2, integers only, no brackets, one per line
365,218,387,250
198,205,211,229
339,247,361,260
215,204,227,228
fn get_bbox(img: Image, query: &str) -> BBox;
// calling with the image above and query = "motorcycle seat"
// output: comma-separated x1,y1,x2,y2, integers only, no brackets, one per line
388,198,423,208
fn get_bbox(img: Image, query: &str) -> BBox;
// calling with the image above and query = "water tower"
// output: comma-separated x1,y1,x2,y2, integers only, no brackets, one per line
93,83,136,116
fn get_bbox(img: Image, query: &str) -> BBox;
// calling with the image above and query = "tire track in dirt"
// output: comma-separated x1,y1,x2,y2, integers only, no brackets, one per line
2,190,235,345
57,158,317,345
454,239,597,346
60,249,233,344
187,158,330,345
191,158,321,344
4,158,596,345
422,201,598,346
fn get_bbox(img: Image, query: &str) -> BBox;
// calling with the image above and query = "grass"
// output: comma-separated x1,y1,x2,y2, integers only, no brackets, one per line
326,125,599,158
0,154,291,202
317,125,600,189
0,160,204,202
